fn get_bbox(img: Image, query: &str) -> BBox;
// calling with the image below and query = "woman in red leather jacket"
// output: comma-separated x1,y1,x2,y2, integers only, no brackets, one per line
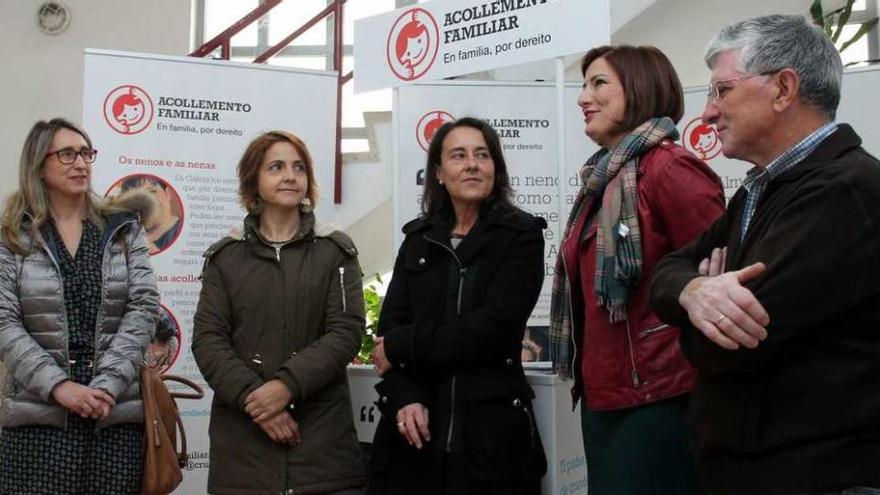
549,45,725,495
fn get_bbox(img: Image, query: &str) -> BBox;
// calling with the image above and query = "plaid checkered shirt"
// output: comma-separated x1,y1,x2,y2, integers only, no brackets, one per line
739,121,838,240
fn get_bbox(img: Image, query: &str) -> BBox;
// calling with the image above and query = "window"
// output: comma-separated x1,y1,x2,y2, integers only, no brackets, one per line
196,0,419,154
834,0,879,67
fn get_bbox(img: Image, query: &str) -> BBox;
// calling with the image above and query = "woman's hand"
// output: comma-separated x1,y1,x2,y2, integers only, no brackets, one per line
51,380,115,419
257,410,301,446
245,379,293,422
396,402,430,449
372,336,392,376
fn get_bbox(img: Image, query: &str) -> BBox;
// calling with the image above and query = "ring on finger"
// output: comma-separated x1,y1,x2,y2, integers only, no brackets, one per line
714,314,727,324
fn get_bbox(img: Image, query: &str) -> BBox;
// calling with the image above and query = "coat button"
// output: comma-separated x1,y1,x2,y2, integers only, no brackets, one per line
381,396,388,403
290,351,297,358
418,257,426,265
399,361,406,369
505,358,514,366
512,398,522,408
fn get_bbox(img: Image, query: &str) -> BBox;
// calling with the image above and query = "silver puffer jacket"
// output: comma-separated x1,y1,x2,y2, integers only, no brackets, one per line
0,192,159,428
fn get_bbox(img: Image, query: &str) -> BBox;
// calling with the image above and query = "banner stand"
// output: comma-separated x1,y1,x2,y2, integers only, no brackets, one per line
556,56,568,241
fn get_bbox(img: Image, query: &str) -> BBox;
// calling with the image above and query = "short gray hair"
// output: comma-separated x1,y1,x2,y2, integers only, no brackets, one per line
705,14,843,119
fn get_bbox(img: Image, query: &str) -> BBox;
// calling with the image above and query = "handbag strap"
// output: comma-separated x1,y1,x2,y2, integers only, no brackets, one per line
161,374,205,400
174,410,188,468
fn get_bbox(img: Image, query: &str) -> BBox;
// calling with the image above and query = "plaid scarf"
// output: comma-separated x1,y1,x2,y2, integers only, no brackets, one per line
549,117,679,378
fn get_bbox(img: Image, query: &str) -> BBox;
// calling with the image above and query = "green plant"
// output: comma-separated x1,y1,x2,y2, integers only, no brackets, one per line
356,274,383,364
810,0,878,58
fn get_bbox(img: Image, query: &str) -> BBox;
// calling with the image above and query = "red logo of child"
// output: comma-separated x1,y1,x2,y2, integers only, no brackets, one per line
103,85,154,135
386,8,439,82
416,110,455,151
683,117,722,160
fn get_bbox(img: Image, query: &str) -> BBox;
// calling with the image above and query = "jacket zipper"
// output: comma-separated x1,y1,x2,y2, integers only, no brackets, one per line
639,323,669,338
624,319,640,388
92,219,136,387
338,266,347,312
423,235,465,453
559,253,578,383
523,405,537,450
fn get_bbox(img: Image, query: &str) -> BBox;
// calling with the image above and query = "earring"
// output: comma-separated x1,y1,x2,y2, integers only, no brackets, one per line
300,197,313,212
252,197,262,212
438,179,444,185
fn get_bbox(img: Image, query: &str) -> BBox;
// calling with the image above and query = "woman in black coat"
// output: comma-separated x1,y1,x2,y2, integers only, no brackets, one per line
369,117,547,495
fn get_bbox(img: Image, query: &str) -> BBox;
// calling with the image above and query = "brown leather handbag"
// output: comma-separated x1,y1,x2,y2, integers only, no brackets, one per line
140,367,204,495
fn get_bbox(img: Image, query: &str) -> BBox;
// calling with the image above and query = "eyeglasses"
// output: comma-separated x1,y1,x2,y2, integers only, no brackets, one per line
46,148,98,165
706,70,779,104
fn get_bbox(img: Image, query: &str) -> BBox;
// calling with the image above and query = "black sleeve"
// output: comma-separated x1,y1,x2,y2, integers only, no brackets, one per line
654,173,880,374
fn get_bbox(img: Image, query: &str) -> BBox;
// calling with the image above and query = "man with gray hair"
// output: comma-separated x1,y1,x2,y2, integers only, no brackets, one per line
650,14,880,495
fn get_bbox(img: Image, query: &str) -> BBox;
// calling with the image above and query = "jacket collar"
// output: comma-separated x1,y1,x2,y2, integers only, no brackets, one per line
406,203,540,266
241,210,316,259
768,123,862,186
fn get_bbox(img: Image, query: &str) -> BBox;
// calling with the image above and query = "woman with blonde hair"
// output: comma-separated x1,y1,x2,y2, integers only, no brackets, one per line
193,130,366,494
0,118,159,494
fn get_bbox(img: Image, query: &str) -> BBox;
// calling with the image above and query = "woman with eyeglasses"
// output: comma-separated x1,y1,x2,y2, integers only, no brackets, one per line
0,118,159,494
548,46,725,495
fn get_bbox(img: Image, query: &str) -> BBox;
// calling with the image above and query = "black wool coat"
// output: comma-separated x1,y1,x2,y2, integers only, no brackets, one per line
368,204,548,495
650,124,880,495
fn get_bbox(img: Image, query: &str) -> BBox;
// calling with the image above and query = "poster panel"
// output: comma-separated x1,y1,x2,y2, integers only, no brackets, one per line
355,0,610,92
83,49,338,494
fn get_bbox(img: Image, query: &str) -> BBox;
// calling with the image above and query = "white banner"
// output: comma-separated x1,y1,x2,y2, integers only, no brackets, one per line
83,49,338,494
354,0,610,93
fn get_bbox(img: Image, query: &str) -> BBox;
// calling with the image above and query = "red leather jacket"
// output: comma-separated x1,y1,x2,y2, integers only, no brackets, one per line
562,140,724,410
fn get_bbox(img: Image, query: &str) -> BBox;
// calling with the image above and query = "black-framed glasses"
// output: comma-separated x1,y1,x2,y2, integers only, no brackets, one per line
706,70,780,104
46,148,98,165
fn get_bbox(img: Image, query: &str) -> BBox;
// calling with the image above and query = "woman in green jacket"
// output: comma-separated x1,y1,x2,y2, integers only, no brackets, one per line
193,131,366,495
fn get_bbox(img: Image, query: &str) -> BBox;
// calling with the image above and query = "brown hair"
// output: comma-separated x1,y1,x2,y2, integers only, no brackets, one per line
581,45,684,130
237,131,319,213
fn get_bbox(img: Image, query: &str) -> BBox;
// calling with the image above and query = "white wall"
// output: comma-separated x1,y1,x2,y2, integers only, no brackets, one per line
0,0,192,198
612,0,811,87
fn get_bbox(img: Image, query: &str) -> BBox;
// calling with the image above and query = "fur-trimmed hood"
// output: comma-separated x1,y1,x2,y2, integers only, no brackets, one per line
100,189,158,225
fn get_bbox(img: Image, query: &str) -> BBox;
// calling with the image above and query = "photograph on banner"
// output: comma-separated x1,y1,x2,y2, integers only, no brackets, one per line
105,173,184,255
83,49,339,493
145,304,183,374
355,0,610,92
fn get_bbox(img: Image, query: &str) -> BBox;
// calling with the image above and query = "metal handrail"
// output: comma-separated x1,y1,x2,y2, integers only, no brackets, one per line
190,0,353,203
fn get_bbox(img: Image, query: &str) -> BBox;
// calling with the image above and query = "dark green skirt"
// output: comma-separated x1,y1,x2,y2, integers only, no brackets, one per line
581,394,706,495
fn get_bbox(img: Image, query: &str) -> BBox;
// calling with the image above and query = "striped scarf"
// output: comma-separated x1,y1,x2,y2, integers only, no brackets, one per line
549,117,679,378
